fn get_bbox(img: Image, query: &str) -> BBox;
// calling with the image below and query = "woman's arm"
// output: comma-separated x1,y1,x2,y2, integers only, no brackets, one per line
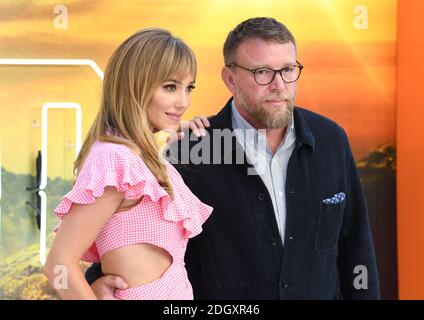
43,186,124,300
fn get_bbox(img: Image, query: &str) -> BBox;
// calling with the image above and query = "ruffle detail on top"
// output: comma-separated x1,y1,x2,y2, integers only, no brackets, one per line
53,140,213,261
163,197,213,239
54,141,173,262
164,166,213,239
54,142,172,217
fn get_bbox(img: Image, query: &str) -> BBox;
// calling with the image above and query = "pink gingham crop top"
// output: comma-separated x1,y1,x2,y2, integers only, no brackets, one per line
54,139,213,264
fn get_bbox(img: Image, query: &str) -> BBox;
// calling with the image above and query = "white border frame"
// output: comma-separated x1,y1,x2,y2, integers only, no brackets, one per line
39,103,82,264
0,58,104,263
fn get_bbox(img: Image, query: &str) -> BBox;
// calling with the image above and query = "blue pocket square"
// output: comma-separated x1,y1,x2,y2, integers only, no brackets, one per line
322,192,346,204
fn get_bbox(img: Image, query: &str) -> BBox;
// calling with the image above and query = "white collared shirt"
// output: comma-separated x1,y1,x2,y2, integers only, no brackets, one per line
231,101,296,244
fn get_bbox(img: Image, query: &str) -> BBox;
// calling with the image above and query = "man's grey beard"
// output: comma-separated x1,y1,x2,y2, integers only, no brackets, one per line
237,88,295,129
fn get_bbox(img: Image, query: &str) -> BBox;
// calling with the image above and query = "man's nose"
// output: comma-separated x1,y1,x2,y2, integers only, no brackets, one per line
268,72,287,91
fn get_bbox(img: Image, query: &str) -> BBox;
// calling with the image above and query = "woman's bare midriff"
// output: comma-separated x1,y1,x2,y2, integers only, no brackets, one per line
100,243,173,288
100,198,173,288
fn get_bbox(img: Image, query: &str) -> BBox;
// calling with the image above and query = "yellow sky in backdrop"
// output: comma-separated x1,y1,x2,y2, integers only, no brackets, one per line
0,0,397,177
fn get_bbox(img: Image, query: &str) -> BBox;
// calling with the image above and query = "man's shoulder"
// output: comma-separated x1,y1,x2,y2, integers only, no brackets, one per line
295,106,339,127
295,106,346,137
206,113,221,127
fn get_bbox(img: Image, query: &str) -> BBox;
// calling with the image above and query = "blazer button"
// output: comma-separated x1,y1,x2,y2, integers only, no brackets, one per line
270,239,278,246
257,193,266,201
281,281,289,288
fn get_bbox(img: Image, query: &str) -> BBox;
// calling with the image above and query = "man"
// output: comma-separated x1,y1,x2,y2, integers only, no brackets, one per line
86,17,380,299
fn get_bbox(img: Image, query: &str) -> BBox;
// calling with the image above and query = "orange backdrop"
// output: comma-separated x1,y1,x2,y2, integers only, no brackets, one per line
397,0,424,299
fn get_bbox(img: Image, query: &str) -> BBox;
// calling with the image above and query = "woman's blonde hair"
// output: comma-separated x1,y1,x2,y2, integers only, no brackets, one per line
74,28,197,199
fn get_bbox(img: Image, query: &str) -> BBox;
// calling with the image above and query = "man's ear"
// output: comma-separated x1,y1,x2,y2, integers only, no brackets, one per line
221,67,236,95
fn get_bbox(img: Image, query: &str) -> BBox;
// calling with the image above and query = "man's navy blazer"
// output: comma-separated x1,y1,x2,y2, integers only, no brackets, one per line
172,98,380,299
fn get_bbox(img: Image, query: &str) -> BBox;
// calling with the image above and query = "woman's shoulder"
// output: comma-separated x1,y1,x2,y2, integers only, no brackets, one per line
88,140,140,163
75,140,163,194
91,140,135,154
75,140,146,178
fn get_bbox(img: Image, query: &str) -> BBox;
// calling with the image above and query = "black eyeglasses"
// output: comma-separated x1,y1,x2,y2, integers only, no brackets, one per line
227,61,303,85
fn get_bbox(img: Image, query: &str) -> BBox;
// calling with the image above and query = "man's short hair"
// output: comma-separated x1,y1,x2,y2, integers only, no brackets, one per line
223,17,296,65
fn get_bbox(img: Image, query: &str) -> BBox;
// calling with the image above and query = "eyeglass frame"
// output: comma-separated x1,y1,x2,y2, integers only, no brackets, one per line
226,60,304,85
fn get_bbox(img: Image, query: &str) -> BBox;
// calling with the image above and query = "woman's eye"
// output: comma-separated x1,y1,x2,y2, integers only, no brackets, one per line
186,85,196,92
163,84,177,91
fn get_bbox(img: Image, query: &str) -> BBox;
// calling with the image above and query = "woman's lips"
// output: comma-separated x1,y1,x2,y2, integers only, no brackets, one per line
165,112,182,122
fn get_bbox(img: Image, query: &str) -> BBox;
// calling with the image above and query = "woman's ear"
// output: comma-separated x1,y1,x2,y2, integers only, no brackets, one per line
221,67,236,95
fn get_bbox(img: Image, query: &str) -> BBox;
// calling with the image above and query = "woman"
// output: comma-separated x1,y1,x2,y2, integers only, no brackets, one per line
42,28,213,300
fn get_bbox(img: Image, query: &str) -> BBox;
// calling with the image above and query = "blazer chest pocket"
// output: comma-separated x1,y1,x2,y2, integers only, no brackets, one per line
314,200,345,253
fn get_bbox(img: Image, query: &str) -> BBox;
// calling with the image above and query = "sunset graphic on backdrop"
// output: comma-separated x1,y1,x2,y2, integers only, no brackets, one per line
0,0,396,177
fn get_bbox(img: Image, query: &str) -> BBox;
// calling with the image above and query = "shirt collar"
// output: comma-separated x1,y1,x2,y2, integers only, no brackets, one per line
231,100,295,151
207,98,315,164
231,100,294,131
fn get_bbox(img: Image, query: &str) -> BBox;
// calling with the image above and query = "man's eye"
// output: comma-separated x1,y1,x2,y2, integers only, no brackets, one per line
163,84,177,91
282,66,295,73
256,68,272,75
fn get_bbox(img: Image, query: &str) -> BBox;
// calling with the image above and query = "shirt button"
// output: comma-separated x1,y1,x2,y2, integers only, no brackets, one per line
257,193,266,201
278,191,283,197
281,281,289,288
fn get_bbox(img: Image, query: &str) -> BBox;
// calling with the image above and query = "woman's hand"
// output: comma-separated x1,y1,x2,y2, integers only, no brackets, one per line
166,115,210,144
183,115,211,137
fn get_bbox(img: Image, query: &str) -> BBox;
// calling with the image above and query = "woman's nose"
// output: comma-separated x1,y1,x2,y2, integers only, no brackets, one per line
177,91,190,109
